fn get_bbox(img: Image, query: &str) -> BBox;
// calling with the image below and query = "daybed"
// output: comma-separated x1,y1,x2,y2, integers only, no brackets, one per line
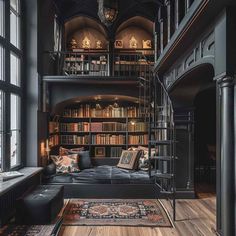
43,163,156,198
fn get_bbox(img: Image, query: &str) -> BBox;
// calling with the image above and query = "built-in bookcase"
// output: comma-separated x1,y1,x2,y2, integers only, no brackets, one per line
49,101,149,159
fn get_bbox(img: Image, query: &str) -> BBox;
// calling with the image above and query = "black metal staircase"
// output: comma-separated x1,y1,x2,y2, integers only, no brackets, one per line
148,73,177,221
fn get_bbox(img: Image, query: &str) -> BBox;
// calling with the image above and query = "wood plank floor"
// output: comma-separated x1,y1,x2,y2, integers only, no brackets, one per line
59,196,216,236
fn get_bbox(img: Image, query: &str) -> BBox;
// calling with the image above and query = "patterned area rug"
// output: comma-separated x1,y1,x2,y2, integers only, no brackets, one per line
0,217,63,236
0,225,56,236
63,199,173,227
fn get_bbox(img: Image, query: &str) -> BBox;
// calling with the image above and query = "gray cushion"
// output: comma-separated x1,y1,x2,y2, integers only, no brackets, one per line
78,151,93,169
46,165,153,184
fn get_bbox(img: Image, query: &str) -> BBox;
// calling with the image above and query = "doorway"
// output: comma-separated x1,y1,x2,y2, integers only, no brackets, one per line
194,87,216,198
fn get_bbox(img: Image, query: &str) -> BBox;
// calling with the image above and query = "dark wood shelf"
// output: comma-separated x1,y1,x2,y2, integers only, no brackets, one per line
90,131,127,134
90,144,126,146
60,144,90,146
59,131,90,134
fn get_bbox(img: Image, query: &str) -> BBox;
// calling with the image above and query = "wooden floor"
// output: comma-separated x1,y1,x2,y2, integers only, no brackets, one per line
59,196,216,236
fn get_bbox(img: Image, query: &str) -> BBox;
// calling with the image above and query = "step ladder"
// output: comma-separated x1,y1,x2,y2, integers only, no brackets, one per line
148,73,177,221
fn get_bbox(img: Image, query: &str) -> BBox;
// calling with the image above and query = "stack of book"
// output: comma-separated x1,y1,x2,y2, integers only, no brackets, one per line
0,171,24,182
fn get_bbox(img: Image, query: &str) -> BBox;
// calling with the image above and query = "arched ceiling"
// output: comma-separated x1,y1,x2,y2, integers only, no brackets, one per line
54,0,162,35
116,16,153,35
169,64,215,108
53,94,141,114
65,16,107,39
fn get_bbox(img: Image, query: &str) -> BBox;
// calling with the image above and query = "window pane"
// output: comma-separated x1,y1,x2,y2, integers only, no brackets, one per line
0,0,4,37
10,52,20,86
0,91,4,171
10,0,19,12
10,10,20,48
10,94,21,167
0,45,4,81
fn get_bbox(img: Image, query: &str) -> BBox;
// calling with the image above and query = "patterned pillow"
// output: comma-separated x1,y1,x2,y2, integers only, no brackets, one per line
117,150,140,170
128,146,158,170
59,147,84,156
51,154,80,173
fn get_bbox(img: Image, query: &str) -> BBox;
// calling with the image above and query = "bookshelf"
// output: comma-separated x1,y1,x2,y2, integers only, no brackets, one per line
49,102,149,159
63,50,108,76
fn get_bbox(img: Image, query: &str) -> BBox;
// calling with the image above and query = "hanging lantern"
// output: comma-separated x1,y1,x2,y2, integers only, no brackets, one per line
98,0,118,26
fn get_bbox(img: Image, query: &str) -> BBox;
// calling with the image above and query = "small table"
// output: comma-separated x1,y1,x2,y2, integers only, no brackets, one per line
0,167,42,226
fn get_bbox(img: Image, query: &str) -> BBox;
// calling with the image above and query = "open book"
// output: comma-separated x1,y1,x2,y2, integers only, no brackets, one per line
0,171,24,182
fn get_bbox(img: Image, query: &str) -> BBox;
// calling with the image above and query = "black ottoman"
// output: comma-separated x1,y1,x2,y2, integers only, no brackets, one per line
16,185,64,225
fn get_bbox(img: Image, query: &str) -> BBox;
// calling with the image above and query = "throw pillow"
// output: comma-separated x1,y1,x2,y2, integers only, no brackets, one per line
128,146,158,170
117,150,140,170
77,151,93,169
138,146,157,158
59,147,84,156
51,154,80,173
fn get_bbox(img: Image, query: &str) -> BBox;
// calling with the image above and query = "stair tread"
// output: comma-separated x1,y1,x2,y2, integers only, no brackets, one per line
149,140,174,145
151,156,174,161
160,191,174,194
154,173,173,179
150,126,173,130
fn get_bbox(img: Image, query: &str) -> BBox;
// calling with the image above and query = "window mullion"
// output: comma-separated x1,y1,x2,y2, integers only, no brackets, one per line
4,92,10,170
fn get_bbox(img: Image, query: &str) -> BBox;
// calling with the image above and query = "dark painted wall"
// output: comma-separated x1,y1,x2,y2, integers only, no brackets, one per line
38,0,59,76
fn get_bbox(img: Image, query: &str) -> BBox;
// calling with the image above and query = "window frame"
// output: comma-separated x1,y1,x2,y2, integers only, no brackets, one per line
0,0,24,171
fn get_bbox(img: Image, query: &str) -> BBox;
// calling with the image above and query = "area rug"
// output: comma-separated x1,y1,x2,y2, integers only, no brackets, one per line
0,217,63,236
63,199,173,227
0,225,56,236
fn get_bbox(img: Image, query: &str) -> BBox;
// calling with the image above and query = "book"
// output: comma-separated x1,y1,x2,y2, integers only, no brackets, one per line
0,171,24,182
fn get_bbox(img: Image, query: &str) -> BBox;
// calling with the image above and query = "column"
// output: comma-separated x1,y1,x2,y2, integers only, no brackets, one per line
165,0,175,42
108,39,114,76
185,0,193,12
216,75,235,236
174,0,179,30
158,6,167,54
154,20,160,61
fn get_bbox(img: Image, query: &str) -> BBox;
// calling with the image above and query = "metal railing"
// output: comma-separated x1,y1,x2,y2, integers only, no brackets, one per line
45,50,154,78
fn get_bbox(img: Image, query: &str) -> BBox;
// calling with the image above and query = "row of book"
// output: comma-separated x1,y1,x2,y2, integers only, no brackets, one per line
64,62,107,72
62,106,140,118
60,122,147,132
128,122,148,132
49,134,59,146
60,135,89,145
110,147,123,157
128,134,148,145
63,105,91,117
91,122,126,132
49,122,59,134
60,122,89,132
51,134,148,146
91,134,125,145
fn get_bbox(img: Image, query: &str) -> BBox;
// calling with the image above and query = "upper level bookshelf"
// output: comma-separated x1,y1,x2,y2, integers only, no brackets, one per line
47,48,154,77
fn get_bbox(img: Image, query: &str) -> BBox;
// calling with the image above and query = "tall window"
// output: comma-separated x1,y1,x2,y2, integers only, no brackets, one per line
0,0,4,37
0,0,23,171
